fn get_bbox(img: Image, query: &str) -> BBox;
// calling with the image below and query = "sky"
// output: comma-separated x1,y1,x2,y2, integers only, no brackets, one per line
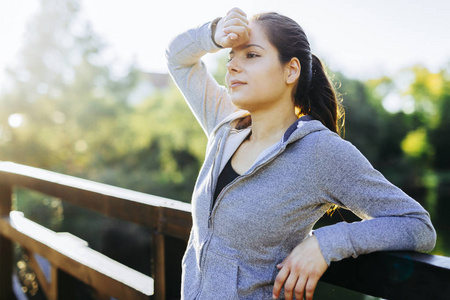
0,0,449,89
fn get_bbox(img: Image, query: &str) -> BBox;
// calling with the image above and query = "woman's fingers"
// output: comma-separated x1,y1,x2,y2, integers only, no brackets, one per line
214,7,250,48
294,275,308,300
225,7,248,20
282,272,296,299
222,17,249,31
223,25,250,42
224,10,248,23
272,236,328,299
273,264,309,300
272,265,289,299
305,277,319,300
273,266,317,300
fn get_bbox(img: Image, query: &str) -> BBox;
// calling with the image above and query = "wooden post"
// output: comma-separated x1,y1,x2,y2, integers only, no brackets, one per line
26,250,56,300
153,231,166,300
0,183,14,300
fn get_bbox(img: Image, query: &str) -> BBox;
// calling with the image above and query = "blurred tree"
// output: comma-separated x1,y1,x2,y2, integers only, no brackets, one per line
0,0,139,176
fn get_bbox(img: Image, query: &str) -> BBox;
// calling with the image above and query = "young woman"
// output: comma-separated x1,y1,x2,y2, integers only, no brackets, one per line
166,7,436,300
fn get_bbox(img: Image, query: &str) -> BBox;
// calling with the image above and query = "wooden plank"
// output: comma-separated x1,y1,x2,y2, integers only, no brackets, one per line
0,183,13,299
321,251,450,300
0,212,153,300
0,162,191,234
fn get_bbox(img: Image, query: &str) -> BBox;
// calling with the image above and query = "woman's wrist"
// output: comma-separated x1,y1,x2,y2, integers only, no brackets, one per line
210,17,223,48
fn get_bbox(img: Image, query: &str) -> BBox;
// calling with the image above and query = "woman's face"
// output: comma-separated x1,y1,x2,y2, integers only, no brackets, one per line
226,21,293,113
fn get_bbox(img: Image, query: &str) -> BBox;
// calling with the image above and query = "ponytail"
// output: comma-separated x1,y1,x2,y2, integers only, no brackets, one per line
295,54,345,136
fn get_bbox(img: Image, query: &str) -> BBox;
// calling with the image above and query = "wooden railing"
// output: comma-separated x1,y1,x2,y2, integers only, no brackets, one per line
0,161,450,299
0,162,191,300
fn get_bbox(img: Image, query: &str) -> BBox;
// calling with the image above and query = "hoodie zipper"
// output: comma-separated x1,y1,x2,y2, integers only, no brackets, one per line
207,134,225,228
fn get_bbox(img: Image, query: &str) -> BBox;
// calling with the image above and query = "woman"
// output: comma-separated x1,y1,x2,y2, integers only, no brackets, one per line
166,7,436,300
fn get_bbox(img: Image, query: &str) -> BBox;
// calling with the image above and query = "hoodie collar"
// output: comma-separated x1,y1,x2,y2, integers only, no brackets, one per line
282,115,313,143
281,115,329,144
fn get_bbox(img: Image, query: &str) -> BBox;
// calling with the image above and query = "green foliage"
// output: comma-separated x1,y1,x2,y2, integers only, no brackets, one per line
401,128,431,159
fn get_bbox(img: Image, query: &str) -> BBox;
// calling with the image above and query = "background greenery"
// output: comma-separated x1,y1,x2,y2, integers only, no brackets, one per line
1,0,449,298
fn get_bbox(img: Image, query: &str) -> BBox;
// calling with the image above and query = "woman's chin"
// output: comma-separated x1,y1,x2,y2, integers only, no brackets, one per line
230,98,249,110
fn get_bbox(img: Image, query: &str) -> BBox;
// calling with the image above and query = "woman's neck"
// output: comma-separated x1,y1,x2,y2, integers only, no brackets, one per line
248,106,298,145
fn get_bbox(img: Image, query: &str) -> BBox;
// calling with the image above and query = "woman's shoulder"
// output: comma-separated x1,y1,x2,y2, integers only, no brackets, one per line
312,129,375,173
295,123,352,150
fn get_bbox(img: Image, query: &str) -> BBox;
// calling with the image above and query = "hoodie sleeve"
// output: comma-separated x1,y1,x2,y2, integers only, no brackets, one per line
166,19,238,136
312,132,436,265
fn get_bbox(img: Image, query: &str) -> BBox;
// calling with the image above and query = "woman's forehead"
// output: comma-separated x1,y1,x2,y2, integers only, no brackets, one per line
248,21,267,42
229,21,271,52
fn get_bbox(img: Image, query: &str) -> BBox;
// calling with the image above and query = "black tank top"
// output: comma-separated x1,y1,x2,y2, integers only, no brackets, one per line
213,157,240,205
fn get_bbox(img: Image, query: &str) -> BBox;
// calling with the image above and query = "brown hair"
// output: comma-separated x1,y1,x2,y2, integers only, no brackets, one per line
252,12,344,136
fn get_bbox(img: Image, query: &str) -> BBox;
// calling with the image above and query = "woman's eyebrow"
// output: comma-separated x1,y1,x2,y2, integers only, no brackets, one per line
229,44,266,55
242,44,266,50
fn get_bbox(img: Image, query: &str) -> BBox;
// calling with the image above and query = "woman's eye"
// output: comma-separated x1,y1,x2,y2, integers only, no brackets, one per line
247,53,259,58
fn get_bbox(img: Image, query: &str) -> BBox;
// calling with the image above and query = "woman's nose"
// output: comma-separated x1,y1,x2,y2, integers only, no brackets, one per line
227,58,241,73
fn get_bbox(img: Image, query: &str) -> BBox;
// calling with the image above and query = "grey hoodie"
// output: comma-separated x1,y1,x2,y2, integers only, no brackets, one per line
166,20,436,300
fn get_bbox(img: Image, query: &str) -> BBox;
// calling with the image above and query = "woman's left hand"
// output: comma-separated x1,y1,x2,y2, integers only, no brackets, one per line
272,235,328,300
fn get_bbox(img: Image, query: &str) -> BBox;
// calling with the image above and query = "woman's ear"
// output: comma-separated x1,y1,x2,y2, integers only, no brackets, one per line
285,57,301,85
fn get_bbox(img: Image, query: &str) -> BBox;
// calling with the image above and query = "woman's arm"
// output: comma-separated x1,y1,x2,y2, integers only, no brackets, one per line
166,8,249,136
313,132,436,264
273,132,436,300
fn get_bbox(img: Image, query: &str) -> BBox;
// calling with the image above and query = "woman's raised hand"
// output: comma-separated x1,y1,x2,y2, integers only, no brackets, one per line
272,235,328,300
214,7,250,48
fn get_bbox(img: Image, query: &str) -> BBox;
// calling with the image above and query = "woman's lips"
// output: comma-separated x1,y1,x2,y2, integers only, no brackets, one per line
230,80,247,88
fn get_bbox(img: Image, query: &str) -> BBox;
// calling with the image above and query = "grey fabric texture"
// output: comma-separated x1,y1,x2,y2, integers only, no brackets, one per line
166,20,436,300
